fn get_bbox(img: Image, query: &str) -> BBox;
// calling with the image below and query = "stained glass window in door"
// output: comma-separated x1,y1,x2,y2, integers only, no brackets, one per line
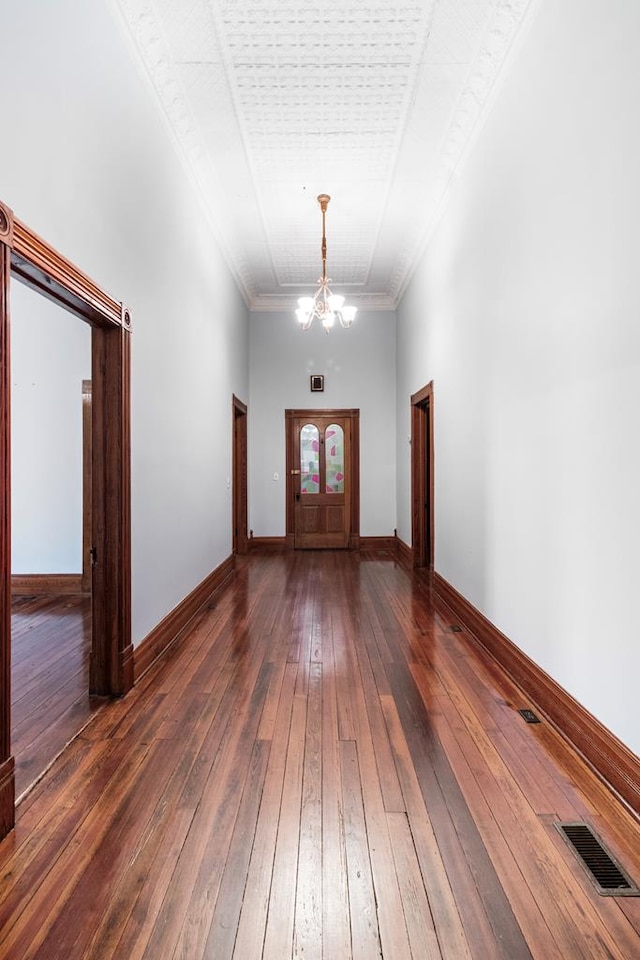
325,424,344,493
300,423,320,494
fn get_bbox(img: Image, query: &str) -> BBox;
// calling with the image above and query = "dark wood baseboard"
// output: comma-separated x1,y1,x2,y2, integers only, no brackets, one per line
120,642,134,694
394,535,414,569
133,556,235,683
11,574,86,596
0,754,15,840
249,536,399,554
434,572,640,819
358,537,396,552
248,537,290,553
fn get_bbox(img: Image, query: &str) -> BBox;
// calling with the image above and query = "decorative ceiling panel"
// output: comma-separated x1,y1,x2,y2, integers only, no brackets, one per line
112,0,535,310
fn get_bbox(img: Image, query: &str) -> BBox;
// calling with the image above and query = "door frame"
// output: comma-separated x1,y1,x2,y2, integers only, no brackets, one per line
0,200,132,839
411,382,434,569
81,379,93,593
285,408,360,549
232,395,248,555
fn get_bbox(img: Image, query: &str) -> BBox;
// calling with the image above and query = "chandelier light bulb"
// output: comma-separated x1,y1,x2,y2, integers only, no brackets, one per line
340,305,357,327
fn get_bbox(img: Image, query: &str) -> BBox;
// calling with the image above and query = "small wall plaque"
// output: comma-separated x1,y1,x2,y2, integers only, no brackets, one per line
310,374,324,393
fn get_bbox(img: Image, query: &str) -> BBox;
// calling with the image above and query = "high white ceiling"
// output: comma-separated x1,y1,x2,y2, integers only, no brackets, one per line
112,0,534,311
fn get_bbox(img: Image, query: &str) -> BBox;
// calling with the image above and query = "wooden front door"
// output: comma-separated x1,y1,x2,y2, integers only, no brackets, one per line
286,409,359,549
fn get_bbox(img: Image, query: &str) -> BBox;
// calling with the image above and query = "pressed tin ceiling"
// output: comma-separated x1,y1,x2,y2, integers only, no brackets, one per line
111,0,535,311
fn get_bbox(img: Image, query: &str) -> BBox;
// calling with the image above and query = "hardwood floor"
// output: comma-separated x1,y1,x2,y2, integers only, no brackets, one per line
1,551,639,958
11,594,98,798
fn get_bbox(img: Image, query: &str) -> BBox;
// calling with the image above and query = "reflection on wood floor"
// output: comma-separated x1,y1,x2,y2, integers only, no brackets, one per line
11,593,98,798
2,550,640,958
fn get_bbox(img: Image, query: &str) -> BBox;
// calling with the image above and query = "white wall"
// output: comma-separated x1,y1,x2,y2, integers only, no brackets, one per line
2,0,249,644
11,280,91,574
396,0,640,754
249,311,396,538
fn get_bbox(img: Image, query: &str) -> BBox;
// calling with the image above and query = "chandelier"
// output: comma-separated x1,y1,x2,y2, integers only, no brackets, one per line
296,194,357,332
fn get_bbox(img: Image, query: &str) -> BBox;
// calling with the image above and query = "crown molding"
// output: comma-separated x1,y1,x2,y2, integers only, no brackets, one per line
249,292,396,314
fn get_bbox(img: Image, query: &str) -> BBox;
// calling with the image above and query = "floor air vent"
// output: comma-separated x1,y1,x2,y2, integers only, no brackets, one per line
518,708,540,724
448,624,462,633
556,822,639,896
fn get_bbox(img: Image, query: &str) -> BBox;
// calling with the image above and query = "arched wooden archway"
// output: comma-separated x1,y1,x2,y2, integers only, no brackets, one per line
0,200,132,839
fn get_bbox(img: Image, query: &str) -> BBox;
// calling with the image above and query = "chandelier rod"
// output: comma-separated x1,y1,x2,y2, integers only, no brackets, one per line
318,193,330,284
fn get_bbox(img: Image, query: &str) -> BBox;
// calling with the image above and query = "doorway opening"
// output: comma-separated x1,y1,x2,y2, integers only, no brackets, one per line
9,285,96,799
232,396,248,555
411,382,434,569
0,199,132,838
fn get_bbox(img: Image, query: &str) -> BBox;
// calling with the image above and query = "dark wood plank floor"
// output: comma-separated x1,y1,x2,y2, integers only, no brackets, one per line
11,593,98,798
1,551,639,958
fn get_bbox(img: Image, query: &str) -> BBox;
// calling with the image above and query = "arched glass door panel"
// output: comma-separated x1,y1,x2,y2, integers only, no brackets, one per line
300,423,320,494
325,424,344,493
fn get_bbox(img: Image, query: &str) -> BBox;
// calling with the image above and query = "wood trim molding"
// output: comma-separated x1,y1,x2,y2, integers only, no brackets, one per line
233,395,247,416
0,756,15,840
232,395,249,556
394,535,414,570
351,413,361,549
11,574,86,596
81,380,92,593
411,381,434,570
410,383,432,406
358,537,397,552
248,536,289,553
90,323,132,697
0,223,12,822
0,202,14,248
1,200,132,839
10,216,123,328
134,556,235,683
285,407,359,420
434,572,640,819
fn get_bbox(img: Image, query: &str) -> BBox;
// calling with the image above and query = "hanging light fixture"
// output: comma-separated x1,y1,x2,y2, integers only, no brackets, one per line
296,194,357,332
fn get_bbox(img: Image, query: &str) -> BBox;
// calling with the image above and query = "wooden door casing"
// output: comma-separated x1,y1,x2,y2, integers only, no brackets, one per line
411,381,434,569
81,380,93,593
295,415,350,548
0,199,132,840
232,395,248,555
285,408,360,550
